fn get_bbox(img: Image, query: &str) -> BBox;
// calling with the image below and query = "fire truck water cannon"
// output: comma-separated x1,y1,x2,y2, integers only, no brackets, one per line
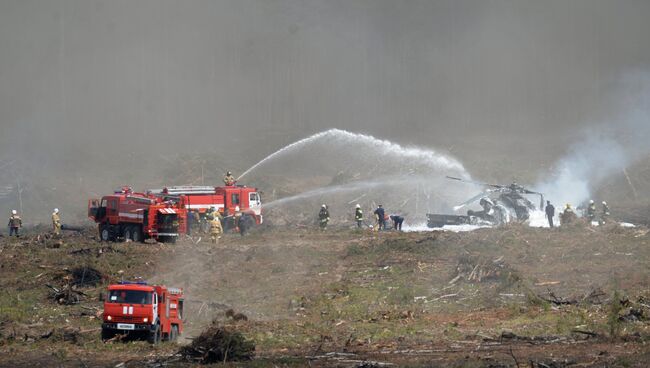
101,282,184,344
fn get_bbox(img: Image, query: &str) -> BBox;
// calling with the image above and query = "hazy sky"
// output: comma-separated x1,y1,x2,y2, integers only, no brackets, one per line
1,0,649,162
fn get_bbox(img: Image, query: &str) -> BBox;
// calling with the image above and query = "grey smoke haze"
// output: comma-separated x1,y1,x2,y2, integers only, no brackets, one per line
1,0,650,221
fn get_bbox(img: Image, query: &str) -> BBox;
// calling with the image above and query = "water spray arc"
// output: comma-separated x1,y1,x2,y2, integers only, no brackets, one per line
238,129,470,181
238,129,475,220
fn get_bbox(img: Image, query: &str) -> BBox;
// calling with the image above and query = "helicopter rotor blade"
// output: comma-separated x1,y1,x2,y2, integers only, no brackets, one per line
446,176,503,188
453,191,490,211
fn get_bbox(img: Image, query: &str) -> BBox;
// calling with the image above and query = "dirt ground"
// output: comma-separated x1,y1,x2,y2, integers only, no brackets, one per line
1,222,650,367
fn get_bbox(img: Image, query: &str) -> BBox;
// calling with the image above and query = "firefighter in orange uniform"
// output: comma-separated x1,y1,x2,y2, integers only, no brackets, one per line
210,215,223,244
223,172,236,186
52,208,62,235
8,210,22,237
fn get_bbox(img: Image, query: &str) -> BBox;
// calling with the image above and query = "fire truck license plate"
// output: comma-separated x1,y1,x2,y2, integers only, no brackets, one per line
117,323,135,330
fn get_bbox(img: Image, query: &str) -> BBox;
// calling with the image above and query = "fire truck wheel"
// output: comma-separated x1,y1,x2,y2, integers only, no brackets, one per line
100,225,115,242
147,324,161,344
131,227,143,243
170,325,179,342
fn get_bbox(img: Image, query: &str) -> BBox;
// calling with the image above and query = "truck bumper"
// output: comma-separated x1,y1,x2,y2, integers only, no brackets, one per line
102,323,155,332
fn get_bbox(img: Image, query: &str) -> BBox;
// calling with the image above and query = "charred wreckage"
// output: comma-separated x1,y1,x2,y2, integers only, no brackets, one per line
427,176,545,228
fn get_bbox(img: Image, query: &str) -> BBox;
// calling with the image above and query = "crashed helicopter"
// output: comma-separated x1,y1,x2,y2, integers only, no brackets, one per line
426,176,545,228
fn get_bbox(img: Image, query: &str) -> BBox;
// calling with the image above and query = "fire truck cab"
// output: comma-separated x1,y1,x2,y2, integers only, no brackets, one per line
101,282,184,343
88,186,186,243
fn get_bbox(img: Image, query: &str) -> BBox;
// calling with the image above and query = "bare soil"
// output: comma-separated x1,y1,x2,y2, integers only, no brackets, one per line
1,223,650,367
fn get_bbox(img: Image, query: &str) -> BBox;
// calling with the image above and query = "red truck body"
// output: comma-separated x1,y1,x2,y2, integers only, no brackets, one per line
88,187,187,243
101,282,184,343
89,185,262,241
150,185,263,226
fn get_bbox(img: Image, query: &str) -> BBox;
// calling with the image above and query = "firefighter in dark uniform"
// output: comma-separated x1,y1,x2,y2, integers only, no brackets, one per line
587,200,596,223
545,200,555,228
318,204,330,230
8,210,22,237
374,205,385,230
390,214,404,230
354,204,363,228
600,201,610,225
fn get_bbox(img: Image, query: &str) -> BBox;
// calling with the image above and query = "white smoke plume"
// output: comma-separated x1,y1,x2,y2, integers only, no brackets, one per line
536,72,650,207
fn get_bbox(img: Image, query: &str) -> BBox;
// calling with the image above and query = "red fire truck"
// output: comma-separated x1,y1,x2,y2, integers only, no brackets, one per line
101,281,184,343
149,185,263,230
88,186,186,243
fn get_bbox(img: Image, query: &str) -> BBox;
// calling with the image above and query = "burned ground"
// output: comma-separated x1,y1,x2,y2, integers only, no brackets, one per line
1,224,650,367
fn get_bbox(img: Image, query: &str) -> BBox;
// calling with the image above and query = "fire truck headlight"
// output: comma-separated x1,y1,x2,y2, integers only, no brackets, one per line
143,317,148,323
107,315,112,321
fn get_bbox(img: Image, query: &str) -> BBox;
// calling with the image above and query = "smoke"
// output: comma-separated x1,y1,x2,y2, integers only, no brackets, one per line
536,72,650,207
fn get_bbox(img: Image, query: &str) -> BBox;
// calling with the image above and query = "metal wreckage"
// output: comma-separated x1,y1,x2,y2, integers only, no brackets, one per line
426,176,545,228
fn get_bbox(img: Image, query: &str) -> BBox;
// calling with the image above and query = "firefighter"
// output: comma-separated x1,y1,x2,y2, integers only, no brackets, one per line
209,215,223,244
390,214,404,231
189,210,201,235
560,204,577,225
373,204,385,230
234,205,242,231
205,206,215,220
600,201,610,225
354,204,363,228
318,204,330,230
587,200,597,223
223,171,236,186
545,200,555,228
187,210,195,235
52,208,61,235
8,210,22,237
238,213,253,236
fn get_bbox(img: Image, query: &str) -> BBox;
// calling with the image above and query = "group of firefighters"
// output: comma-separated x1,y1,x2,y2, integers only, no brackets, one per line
187,205,253,244
7,208,62,237
318,203,405,231
193,171,247,243
544,199,611,228
4,169,617,238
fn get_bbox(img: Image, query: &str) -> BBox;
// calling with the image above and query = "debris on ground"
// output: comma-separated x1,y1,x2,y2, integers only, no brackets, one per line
70,266,104,286
46,283,87,305
537,288,608,306
451,255,513,283
179,321,255,363
225,308,248,321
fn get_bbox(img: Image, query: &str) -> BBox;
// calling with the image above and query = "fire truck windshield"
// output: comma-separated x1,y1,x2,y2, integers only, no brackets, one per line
108,290,153,304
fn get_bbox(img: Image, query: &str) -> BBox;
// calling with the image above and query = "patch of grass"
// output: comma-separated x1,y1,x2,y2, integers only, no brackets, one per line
346,243,365,257
608,290,624,338
0,291,41,323
386,287,415,306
